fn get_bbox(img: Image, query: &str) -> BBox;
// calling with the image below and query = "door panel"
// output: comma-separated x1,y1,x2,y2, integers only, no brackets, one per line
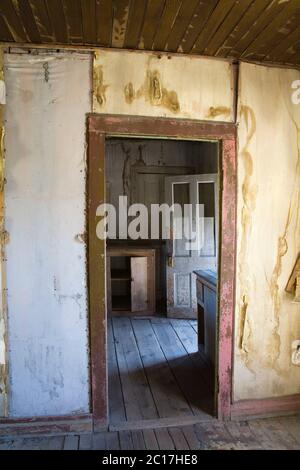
198,181,217,257
165,174,218,318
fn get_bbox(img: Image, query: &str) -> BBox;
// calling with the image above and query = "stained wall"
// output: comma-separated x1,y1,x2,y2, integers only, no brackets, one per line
93,50,234,122
234,63,300,399
1,48,300,418
4,52,91,417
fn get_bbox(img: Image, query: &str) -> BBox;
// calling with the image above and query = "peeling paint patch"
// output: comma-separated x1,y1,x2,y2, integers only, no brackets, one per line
93,65,109,107
124,69,180,114
239,295,248,349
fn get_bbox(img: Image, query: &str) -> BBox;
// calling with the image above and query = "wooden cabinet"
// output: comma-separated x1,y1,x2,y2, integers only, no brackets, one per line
194,270,217,364
107,246,156,315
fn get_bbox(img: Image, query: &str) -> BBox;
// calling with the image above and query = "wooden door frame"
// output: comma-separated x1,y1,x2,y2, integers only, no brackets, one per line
87,114,237,430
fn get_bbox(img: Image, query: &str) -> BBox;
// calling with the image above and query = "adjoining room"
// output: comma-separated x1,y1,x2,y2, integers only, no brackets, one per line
105,137,219,427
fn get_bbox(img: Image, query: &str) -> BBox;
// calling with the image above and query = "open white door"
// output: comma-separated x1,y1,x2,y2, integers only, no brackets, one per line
165,174,218,318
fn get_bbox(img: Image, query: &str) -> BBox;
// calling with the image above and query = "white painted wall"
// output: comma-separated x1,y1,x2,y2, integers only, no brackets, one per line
4,52,92,417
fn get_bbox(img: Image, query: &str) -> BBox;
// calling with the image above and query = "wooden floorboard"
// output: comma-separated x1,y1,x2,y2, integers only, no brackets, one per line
0,415,299,450
260,418,299,450
194,421,236,450
119,430,134,450
224,420,263,450
131,318,193,418
112,317,159,421
105,431,120,450
131,430,146,450
155,428,175,450
63,435,79,450
109,316,213,426
170,319,213,389
151,319,212,417
108,318,127,424
168,427,189,450
143,429,159,450
79,433,92,450
92,432,106,450
181,425,203,450
278,416,300,446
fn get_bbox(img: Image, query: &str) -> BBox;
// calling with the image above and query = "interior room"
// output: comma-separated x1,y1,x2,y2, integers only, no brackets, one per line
0,0,300,451
105,137,219,426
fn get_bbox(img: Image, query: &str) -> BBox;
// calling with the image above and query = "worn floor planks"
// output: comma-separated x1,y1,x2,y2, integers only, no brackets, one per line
1,316,298,451
108,316,213,426
0,415,299,450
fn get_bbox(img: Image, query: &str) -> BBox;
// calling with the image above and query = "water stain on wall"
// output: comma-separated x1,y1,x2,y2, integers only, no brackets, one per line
237,105,258,370
93,65,109,107
206,106,231,119
124,82,135,105
266,207,291,370
264,90,300,374
124,69,180,114
266,123,299,372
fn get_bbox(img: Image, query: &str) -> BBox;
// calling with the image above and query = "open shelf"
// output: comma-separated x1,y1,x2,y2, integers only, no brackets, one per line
111,269,131,281
111,295,131,311
107,246,155,316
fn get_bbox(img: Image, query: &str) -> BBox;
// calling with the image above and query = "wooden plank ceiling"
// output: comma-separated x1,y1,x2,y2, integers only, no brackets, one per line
0,0,299,67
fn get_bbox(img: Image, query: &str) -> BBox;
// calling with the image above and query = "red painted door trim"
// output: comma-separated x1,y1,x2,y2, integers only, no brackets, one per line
87,114,237,427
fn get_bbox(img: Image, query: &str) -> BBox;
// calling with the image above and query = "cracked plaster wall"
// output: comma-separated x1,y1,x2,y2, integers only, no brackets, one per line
234,63,300,400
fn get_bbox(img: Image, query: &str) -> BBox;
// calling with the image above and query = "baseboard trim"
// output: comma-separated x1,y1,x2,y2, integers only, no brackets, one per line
231,394,300,420
0,413,93,437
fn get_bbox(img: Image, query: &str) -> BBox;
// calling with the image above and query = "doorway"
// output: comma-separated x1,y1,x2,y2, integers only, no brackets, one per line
87,115,237,430
105,138,218,426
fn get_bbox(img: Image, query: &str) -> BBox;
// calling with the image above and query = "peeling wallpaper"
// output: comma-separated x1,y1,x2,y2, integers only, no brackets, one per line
93,50,234,122
234,63,300,400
